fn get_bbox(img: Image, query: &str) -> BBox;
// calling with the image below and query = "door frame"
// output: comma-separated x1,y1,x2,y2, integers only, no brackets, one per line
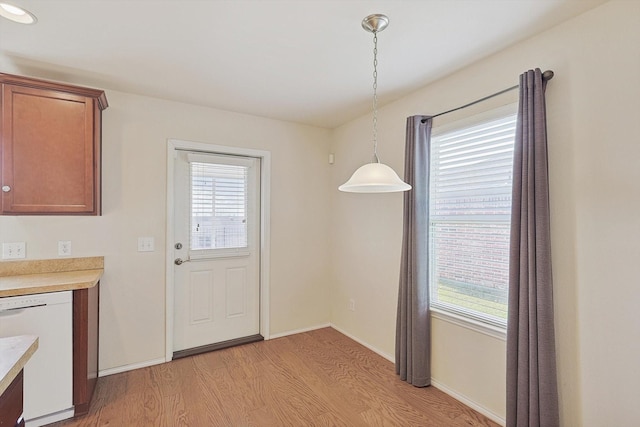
165,138,271,362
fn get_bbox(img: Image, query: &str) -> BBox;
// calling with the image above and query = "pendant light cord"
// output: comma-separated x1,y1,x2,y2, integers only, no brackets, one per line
372,32,380,163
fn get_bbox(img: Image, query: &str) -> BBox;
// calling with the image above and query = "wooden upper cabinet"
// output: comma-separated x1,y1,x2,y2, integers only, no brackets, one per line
0,73,108,215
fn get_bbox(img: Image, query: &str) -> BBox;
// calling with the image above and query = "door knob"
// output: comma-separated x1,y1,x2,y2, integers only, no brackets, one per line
175,257,190,265
1,185,10,193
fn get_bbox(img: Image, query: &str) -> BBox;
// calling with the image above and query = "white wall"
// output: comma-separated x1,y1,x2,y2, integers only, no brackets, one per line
0,87,332,371
329,1,640,425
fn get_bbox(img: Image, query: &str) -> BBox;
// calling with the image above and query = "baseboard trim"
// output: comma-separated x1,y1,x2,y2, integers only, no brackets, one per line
431,379,505,426
268,323,331,339
329,323,395,363
172,334,264,360
98,357,165,377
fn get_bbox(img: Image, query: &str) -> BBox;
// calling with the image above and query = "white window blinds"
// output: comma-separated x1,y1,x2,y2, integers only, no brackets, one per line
430,112,517,327
190,160,248,251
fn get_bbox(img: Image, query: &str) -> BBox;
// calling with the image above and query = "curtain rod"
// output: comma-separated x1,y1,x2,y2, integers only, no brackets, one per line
422,69,554,122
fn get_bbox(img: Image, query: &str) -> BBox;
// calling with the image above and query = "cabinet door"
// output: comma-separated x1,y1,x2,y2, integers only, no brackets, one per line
73,282,100,416
0,370,24,427
1,84,97,214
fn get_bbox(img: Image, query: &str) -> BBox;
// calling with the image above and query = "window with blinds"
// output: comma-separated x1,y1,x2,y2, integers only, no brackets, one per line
429,111,517,327
190,161,248,251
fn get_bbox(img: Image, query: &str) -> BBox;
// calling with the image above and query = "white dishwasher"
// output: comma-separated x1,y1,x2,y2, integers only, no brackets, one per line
0,290,74,426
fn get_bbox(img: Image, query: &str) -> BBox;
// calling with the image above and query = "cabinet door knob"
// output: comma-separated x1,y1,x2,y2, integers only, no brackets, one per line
1,185,10,193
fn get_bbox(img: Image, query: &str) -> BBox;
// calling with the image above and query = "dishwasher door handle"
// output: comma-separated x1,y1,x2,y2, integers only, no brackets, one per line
0,304,46,315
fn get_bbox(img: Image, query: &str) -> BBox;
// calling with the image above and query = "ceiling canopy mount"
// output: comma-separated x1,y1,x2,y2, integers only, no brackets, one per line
361,14,389,34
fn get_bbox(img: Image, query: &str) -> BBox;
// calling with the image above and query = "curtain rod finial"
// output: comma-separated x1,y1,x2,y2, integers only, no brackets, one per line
542,70,554,80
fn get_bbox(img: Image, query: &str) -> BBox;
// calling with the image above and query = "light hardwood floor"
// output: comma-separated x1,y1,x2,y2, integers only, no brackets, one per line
51,328,500,426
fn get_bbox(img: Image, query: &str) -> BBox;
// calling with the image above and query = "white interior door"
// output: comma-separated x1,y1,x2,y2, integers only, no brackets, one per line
173,150,260,354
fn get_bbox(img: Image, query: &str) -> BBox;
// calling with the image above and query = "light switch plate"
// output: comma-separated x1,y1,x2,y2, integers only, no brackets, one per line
2,242,26,259
137,237,155,252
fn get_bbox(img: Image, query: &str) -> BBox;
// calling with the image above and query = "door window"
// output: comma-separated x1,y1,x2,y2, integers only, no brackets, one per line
187,152,256,259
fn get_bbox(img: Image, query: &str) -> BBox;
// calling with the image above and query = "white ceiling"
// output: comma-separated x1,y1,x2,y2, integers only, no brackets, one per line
0,0,607,128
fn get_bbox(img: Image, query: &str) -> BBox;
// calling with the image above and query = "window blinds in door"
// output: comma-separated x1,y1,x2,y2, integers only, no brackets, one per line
188,155,249,251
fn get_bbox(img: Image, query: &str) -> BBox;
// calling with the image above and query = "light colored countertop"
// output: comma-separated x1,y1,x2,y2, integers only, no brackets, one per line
0,335,38,395
0,257,104,297
0,269,103,297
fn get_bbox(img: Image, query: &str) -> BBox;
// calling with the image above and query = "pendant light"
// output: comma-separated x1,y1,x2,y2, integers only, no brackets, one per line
339,14,411,193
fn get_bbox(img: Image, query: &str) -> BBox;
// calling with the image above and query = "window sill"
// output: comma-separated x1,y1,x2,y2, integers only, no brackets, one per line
430,307,506,341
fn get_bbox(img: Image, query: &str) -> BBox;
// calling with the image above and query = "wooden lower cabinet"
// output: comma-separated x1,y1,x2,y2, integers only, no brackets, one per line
0,370,25,427
72,282,100,416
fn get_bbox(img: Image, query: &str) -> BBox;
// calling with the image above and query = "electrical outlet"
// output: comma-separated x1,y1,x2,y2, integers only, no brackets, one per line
348,299,356,312
58,240,72,257
2,242,26,259
137,237,155,252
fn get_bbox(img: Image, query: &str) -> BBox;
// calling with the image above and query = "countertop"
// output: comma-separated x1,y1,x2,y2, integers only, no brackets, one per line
0,257,103,298
0,335,38,395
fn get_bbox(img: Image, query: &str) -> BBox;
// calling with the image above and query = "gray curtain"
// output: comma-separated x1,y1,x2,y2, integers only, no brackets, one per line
507,69,559,427
396,115,432,387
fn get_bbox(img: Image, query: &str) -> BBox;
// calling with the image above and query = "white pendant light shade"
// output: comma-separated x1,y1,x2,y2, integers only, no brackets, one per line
339,162,411,193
